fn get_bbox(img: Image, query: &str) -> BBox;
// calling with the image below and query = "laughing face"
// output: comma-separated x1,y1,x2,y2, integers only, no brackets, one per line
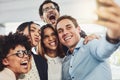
2,45,31,77
41,3,60,28
56,19,81,52
43,27,58,51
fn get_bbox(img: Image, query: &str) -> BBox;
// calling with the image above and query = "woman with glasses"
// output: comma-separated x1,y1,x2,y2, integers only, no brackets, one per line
0,33,32,80
40,24,65,80
17,21,48,80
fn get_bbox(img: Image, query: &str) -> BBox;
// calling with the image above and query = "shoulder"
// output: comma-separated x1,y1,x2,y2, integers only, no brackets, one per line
0,68,16,80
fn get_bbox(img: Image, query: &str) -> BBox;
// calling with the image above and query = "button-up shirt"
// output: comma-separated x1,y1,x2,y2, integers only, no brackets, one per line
62,36,120,80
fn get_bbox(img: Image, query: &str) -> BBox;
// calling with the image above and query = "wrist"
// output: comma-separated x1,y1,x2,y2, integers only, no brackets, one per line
106,33,120,44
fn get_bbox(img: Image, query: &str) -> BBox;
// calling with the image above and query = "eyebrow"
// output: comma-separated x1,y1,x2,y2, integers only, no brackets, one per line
31,26,40,31
66,24,71,27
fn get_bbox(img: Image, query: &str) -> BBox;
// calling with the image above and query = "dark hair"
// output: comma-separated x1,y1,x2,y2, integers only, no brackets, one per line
40,24,65,59
16,21,40,46
39,0,60,16
0,32,31,71
16,21,40,33
17,21,34,33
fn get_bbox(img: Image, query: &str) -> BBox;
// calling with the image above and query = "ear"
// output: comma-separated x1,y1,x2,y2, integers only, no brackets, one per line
2,58,9,66
77,26,81,33
40,16,45,22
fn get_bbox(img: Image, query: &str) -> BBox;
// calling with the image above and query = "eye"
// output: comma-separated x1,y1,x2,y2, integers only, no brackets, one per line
43,35,49,39
51,32,56,36
16,52,23,57
66,26,72,30
30,29,35,32
57,29,63,34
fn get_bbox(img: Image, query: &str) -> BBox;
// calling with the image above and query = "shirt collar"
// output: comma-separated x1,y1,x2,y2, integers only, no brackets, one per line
45,54,62,63
31,47,38,55
66,38,84,55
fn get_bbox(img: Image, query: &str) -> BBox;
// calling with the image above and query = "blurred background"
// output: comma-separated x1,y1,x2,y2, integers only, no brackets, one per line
0,0,120,80
0,0,104,34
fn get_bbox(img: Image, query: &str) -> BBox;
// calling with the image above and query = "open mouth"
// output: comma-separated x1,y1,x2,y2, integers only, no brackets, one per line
49,15,56,20
49,41,56,46
20,61,28,68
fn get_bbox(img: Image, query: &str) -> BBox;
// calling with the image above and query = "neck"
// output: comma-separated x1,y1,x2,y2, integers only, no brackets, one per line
46,50,57,58
69,48,74,53
16,74,20,79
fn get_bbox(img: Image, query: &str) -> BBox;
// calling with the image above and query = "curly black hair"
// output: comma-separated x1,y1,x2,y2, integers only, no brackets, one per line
0,32,32,71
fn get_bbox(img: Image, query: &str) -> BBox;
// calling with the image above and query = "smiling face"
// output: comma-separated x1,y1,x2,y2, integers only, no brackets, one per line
23,23,41,47
41,3,60,27
2,45,31,77
43,27,58,51
56,19,81,52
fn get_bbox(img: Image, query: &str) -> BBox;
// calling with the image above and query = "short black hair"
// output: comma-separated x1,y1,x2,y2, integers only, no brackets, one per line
39,0,60,16
0,32,31,71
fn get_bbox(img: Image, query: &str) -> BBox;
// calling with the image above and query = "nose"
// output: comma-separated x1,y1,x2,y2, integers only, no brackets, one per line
49,36,53,40
63,29,68,35
35,31,40,36
34,32,40,39
48,8,55,12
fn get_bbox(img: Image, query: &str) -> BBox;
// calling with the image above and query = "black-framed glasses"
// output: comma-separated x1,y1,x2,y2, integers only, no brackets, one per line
43,6,56,12
7,50,31,58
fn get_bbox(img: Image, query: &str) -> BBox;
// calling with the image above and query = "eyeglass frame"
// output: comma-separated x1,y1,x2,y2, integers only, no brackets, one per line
42,6,57,12
6,50,32,58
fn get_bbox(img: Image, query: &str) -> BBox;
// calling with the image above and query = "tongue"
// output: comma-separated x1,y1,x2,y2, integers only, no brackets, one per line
49,15,56,25
50,19,56,24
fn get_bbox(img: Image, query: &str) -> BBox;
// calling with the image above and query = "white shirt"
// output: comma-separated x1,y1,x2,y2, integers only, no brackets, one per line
45,54,64,80
0,68,16,80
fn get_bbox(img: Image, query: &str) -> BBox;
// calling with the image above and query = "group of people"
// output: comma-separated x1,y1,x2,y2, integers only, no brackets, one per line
0,0,120,80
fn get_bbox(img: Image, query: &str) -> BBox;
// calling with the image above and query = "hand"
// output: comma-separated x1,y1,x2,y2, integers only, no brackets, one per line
95,0,120,39
83,34,100,44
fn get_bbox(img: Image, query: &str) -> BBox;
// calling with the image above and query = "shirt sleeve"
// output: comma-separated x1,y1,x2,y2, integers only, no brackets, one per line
89,35,120,61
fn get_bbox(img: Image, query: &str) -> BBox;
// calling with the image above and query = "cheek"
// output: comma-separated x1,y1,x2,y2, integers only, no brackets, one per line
39,36,41,40
58,34,63,40
8,58,20,67
43,39,47,44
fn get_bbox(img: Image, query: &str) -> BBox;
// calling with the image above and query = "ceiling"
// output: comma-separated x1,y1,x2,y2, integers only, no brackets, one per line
0,0,120,23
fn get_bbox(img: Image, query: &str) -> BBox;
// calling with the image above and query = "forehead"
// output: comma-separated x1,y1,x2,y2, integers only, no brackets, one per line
57,19,74,29
44,27,54,34
9,45,26,54
30,23,40,30
43,3,55,9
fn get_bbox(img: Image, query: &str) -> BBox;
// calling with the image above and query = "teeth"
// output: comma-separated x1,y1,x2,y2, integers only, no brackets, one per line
49,42,56,46
20,61,29,69
50,13,55,16
49,13,56,19
21,61,28,65
22,61,28,63
64,36,71,41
